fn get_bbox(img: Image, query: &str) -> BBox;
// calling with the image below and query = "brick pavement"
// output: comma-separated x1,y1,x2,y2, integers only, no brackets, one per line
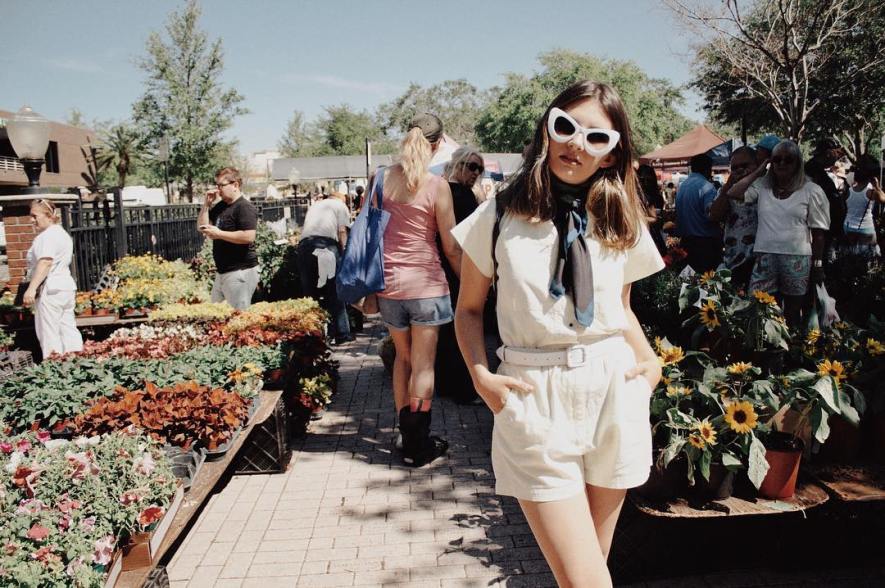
167,319,885,587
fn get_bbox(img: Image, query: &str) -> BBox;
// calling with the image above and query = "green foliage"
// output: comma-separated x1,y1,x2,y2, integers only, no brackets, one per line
377,79,493,146
132,0,247,199
278,110,330,158
319,104,392,155
254,223,289,288
95,121,143,188
475,49,694,155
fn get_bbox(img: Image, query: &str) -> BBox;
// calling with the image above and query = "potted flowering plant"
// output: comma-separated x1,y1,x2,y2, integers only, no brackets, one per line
297,373,333,412
91,289,120,316
656,356,775,499
75,292,94,316
0,329,14,352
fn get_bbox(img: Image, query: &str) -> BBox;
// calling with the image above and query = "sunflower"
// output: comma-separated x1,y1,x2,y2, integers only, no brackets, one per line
725,401,758,434
662,375,672,386
817,359,846,384
653,337,663,352
665,385,685,398
699,270,716,285
727,362,753,375
752,290,777,305
658,345,685,366
696,420,717,446
688,433,706,449
867,338,885,357
806,329,822,345
699,300,721,329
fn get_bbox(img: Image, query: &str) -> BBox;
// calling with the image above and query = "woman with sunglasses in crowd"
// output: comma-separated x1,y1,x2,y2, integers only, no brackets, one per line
434,147,486,405
724,140,830,328
377,112,462,467
22,198,84,358
453,81,664,587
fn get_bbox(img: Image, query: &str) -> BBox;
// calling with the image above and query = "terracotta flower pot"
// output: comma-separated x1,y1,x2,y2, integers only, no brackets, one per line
95,308,111,316
760,433,804,499
79,307,94,317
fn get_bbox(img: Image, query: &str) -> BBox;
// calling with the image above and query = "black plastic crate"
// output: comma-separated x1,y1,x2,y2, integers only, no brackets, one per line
233,396,291,475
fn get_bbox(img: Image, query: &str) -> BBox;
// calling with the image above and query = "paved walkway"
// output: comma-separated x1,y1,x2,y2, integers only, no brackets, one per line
167,320,885,587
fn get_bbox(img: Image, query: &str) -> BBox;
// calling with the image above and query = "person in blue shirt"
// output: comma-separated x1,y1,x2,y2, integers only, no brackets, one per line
675,154,722,272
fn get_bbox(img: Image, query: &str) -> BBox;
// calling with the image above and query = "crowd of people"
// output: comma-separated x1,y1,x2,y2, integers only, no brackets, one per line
671,134,884,328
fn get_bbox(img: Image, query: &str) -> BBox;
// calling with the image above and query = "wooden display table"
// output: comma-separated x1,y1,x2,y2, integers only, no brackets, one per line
630,480,830,518
115,389,283,588
807,463,885,502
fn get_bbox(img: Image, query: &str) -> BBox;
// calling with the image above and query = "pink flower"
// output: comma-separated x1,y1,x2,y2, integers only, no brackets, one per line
4,542,17,555
35,431,51,444
0,442,12,454
79,516,96,532
26,524,50,542
92,535,115,566
133,453,156,476
16,498,47,515
15,439,31,453
119,490,142,506
65,556,85,577
138,505,165,528
31,545,60,565
56,494,81,514
66,451,100,481
58,514,72,532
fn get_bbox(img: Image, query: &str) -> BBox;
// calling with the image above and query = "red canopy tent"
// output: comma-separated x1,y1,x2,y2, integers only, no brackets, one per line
640,125,727,168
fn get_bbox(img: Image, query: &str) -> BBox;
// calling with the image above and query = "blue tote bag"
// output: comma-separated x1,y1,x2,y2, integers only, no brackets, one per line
336,168,391,304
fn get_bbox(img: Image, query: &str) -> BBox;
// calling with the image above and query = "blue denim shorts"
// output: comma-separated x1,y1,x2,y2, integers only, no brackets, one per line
378,295,453,331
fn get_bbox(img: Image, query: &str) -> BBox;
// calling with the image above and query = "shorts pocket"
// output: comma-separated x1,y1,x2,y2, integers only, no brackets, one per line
494,389,552,448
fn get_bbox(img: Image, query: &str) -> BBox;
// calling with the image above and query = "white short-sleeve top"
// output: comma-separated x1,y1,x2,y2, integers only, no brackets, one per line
744,177,830,256
451,199,664,348
27,224,77,291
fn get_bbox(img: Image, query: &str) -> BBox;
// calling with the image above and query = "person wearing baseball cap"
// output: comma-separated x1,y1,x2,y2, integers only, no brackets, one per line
806,136,846,252
755,134,781,164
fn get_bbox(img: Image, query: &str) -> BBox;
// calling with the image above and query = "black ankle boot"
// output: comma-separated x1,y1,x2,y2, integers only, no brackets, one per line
397,406,448,467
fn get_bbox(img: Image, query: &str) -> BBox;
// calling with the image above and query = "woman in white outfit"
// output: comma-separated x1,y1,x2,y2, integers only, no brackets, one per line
22,199,83,358
454,81,664,587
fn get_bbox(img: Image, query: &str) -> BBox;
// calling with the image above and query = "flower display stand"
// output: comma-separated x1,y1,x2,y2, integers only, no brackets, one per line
806,463,885,502
114,390,282,588
102,552,123,588
121,484,185,571
234,395,290,475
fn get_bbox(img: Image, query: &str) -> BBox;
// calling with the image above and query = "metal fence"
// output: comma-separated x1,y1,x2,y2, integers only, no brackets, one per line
60,192,308,291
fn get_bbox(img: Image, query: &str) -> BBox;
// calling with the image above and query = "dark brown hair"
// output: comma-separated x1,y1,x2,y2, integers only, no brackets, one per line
215,167,242,186
497,80,646,250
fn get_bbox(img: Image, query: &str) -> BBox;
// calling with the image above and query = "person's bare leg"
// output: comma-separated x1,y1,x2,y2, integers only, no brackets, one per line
585,484,627,561
407,325,440,402
389,328,412,412
519,493,612,588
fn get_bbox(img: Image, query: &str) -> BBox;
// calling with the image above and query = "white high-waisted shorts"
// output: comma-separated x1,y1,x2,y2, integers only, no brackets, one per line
492,336,653,502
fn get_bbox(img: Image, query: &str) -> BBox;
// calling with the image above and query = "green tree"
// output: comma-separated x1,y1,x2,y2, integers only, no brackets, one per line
278,110,328,157
672,0,884,141
132,0,247,201
95,122,142,188
317,104,393,155
475,49,694,155
377,79,493,146
65,108,87,129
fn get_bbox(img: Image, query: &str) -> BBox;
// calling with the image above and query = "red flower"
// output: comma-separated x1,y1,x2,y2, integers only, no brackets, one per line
26,524,50,542
138,505,165,528
35,431,51,444
15,439,32,453
0,442,12,454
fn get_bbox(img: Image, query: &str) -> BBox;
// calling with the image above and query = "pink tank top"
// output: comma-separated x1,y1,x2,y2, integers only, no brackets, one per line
380,174,449,300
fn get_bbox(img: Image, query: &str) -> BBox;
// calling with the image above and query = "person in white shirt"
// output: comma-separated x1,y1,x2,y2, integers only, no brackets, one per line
841,154,884,259
454,81,664,587
297,192,353,344
725,140,830,327
23,199,84,358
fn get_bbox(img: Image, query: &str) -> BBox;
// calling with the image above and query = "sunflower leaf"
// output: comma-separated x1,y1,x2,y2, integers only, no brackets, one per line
748,436,769,490
813,378,839,414
662,438,685,468
699,450,712,482
721,452,742,470
811,405,831,443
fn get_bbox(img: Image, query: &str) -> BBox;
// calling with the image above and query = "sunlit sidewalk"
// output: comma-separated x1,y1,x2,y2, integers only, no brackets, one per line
167,321,551,587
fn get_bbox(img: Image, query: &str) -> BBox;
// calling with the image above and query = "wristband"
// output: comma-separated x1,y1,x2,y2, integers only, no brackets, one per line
813,259,823,268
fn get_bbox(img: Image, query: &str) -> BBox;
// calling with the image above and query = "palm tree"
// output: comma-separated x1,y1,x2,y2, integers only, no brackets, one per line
96,123,142,188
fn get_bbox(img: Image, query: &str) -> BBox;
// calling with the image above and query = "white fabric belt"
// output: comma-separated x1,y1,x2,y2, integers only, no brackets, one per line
496,336,625,368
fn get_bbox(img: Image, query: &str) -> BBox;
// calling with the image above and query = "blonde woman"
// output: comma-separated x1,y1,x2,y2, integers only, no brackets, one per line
725,140,830,327
378,113,462,466
23,199,84,358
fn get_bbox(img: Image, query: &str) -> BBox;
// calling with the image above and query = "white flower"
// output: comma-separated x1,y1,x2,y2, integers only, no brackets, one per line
43,439,69,452
4,452,23,473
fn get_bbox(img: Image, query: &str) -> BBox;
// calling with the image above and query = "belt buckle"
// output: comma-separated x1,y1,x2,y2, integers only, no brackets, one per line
566,346,586,368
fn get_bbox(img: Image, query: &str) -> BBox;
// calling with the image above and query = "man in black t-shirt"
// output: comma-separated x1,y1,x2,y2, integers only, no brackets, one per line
806,137,847,255
197,167,259,309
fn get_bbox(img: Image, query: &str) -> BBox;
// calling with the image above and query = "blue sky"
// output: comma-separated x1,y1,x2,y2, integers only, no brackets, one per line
1,0,703,154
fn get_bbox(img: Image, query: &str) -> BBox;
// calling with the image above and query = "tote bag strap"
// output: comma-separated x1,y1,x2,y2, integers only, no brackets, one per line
370,166,386,209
